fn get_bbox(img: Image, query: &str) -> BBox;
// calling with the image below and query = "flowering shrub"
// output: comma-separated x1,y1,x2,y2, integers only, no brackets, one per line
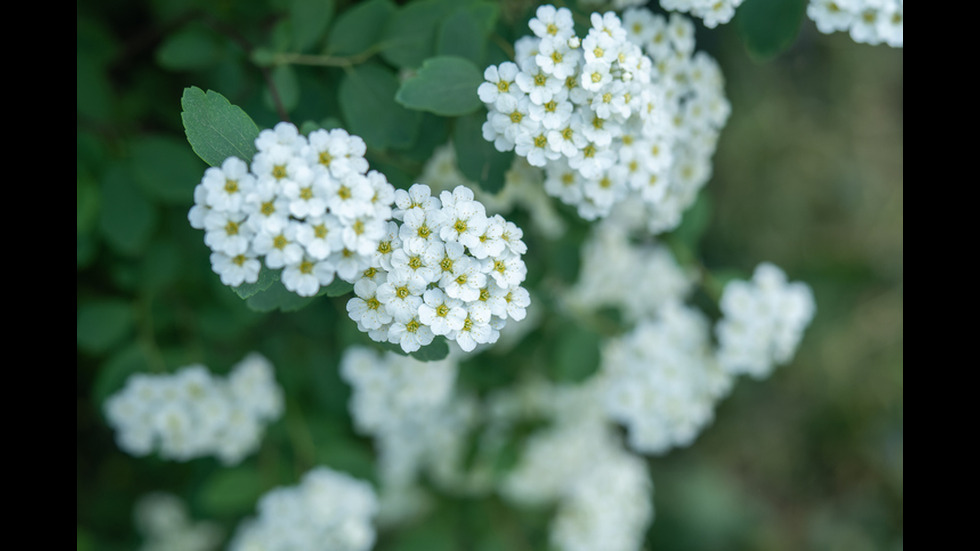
78,0,903,550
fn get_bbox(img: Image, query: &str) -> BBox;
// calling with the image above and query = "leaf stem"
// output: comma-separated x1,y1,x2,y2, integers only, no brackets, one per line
270,48,378,68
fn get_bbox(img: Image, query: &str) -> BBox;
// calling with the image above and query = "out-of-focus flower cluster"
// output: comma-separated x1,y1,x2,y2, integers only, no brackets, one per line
716,262,817,379
228,467,378,551
479,5,730,234
103,353,283,465
346,183,530,353
135,493,222,551
600,301,732,454
807,0,903,47
492,380,653,551
660,0,745,28
339,347,484,524
188,122,395,296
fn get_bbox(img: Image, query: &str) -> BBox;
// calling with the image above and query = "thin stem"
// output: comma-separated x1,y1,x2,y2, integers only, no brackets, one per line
271,47,379,68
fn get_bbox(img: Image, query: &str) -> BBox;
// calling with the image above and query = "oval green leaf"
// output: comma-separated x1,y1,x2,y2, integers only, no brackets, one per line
395,56,484,116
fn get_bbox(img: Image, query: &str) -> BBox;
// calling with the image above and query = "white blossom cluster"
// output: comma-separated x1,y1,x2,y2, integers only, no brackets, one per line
103,353,283,465
338,348,480,490
599,301,733,455
715,262,816,379
134,493,222,551
479,5,730,234
339,346,484,521
419,142,567,239
228,466,378,551
659,0,745,28
498,381,653,551
807,0,903,47
345,183,530,353
563,221,695,322
188,122,395,296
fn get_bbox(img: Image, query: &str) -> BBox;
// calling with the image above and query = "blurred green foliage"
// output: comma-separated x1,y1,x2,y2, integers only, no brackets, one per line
77,0,902,549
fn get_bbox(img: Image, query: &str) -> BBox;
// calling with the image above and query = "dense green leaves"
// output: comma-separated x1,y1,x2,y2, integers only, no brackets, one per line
197,467,265,517
77,299,135,353
181,87,260,167
550,321,601,383
379,0,460,68
395,56,484,116
290,0,335,52
736,0,807,61
325,0,395,56
452,110,512,194
130,135,204,204
233,268,282,300
436,2,499,64
99,165,157,255
156,24,225,70
339,63,421,150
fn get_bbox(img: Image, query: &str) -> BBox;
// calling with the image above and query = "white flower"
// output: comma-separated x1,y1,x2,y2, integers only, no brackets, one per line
282,255,336,297
417,288,467,336
201,156,254,213
210,251,261,287
478,62,521,109
347,278,392,330
229,467,378,551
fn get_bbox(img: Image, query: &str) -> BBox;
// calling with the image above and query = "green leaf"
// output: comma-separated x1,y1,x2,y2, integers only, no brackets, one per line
395,56,484,116
379,0,460,68
551,322,600,383
452,109,512,194
92,343,150,408
130,135,204,205
156,24,223,70
436,2,498,65
77,299,134,353
181,86,260,167
410,337,450,362
320,278,353,297
245,280,316,312
325,0,395,56
291,0,335,52
233,267,282,299
735,0,807,61
99,165,157,255
339,63,421,150
671,191,712,252
197,467,264,517
264,63,300,113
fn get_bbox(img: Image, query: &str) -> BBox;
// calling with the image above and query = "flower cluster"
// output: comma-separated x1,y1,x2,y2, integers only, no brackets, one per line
103,353,283,465
339,347,480,499
660,0,745,28
498,382,653,551
479,5,730,234
346,183,530,353
229,467,378,551
563,221,695,322
599,301,732,455
188,122,395,296
715,263,817,379
134,493,222,551
807,0,903,47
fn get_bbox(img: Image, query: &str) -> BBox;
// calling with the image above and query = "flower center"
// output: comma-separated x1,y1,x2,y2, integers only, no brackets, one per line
272,165,287,180
318,151,332,167
224,179,239,193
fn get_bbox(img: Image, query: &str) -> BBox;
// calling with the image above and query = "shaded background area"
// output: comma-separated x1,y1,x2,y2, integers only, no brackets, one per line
78,1,902,549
